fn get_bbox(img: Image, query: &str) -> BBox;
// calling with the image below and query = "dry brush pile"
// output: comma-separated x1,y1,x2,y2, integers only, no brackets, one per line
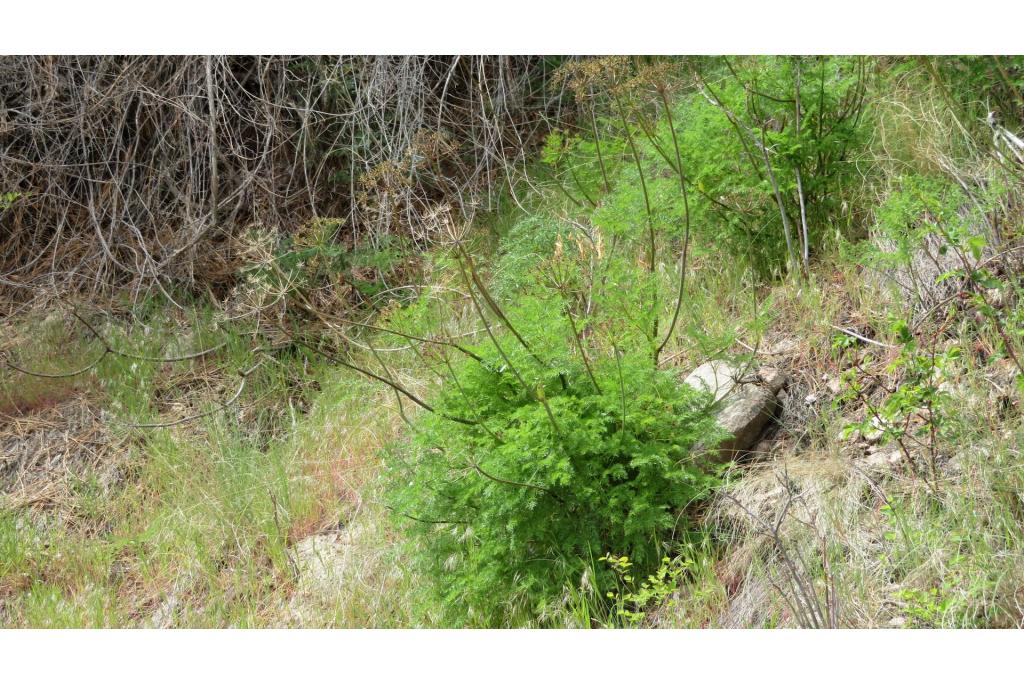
0,55,568,307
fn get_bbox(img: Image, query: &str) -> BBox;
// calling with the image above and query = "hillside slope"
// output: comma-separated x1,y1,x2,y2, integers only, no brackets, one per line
3,56,1024,627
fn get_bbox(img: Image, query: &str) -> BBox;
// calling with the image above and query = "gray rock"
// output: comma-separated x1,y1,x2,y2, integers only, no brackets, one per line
684,360,742,402
713,386,782,458
765,337,800,357
685,361,787,460
292,525,360,596
757,366,787,394
862,448,902,471
284,522,369,627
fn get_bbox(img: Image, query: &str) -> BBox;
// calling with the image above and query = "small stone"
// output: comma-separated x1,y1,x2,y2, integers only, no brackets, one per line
748,437,775,459
863,417,885,444
766,338,799,356
840,426,861,443
864,449,900,469
757,366,787,394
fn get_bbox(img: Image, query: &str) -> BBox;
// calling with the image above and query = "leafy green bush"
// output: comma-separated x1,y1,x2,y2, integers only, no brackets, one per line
871,174,970,259
386,318,721,625
840,318,961,490
370,56,873,624
547,56,869,277
600,552,689,627
0,191,23,210
489,214,571,298
924,56,1024,129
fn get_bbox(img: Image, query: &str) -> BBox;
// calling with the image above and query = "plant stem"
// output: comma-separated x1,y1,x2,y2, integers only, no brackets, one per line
655,84,692,363
612,91,659,355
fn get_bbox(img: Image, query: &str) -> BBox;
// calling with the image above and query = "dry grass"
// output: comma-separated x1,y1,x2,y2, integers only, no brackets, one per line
655,241,1024,628
0,295,444,628
0,395,123,512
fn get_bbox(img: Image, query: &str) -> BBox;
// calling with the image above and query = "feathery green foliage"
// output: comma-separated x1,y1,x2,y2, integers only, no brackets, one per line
387,325,722,624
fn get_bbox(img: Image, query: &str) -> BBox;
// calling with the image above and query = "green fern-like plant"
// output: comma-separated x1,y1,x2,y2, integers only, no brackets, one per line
385,315,722,626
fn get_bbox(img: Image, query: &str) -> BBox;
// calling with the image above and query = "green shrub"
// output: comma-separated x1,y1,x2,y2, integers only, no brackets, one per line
600,552,688,627
924,56,1024,130
489,214,571,298
872,175,969,255
0,191,23,210
547,56,869,277
385,319,721,625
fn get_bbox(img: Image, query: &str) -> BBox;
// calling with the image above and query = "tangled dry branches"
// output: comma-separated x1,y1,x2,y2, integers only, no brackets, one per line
0,56,568,307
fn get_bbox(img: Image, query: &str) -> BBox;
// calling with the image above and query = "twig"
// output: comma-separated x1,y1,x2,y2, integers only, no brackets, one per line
125,360,263,429
829,324,896,349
